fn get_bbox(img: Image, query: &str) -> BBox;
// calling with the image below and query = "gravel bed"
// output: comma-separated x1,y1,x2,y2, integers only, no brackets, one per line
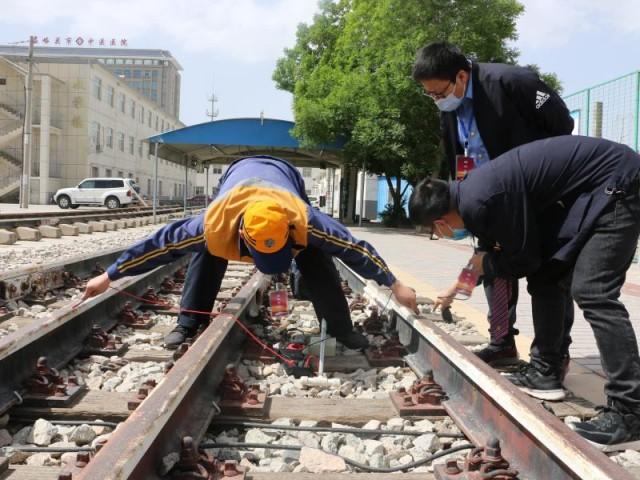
0,417,115,466
0,224,161,273
202,417,465,473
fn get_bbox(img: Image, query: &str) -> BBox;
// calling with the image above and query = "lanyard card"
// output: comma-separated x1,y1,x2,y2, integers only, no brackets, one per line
456,154,475,180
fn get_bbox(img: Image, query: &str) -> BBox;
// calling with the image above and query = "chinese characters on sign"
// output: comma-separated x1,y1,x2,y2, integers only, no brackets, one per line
30,36,128,47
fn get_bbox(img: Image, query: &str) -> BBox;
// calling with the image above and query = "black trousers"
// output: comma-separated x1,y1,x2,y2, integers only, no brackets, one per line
530,189,640,411
177,245,354,338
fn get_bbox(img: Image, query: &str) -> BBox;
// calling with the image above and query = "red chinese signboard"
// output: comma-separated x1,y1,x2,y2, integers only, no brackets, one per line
30,36,128,47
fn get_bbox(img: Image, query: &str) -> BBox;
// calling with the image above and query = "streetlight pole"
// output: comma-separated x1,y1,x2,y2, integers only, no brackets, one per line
19,36,35,208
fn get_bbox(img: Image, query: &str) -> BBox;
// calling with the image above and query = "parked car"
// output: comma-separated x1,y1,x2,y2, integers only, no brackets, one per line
185,194,213,207
54,178,139,210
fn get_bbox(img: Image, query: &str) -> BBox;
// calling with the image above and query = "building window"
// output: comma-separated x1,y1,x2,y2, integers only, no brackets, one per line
302,167,312,177
91,166,99,177
90,121,101,150
0,78,6,86
106,127,113,148
140,106,145,123
129,173,134,179
130,100,136,119
148,111,152,127
147,178,151,194
92,77,102,100
155,116,159,130
118,132,125,152
161,119,164,131
118,171,124,178
159,180,163,196
118,93,125,113
106,86,114,107
105,168,112,177
195,186,204,195
138,140,143,157
128,136,135,155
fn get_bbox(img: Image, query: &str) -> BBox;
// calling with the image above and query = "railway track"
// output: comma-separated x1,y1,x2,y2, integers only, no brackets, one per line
0,205,195,233
0,250,636,479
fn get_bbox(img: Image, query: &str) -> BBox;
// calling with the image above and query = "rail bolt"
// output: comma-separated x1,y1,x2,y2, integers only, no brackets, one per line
75,452,91,468
445,458,461,474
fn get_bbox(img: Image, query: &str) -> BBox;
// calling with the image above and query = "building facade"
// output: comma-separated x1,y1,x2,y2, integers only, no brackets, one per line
0,48,192,204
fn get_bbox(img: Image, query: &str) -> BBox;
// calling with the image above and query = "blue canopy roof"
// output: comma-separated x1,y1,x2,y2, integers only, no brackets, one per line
146,118,344,168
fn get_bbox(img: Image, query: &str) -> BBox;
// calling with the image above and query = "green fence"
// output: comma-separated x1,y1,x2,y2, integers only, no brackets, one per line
563,71,640,151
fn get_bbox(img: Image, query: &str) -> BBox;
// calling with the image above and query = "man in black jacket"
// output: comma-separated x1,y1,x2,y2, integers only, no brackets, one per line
412,42,575,367
408,135,640,451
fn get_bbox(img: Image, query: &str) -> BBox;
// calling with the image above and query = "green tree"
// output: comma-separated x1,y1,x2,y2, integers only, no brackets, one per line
274,0,525,222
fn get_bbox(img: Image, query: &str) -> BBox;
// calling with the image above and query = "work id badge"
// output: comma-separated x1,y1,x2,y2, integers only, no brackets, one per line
456,154,475,180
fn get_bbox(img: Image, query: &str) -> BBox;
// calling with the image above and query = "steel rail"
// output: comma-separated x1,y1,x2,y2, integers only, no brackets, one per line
77,270,267,480
0,258,189,416
0,206,190,229
335,261,633,480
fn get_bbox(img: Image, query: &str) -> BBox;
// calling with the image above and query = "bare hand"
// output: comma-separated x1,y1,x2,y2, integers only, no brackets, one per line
82,272,111,301
391,281,418,314
434,283,457,310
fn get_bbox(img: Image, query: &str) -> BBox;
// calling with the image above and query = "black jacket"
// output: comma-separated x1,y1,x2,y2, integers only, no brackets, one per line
441,63,574,178
452,135,640,279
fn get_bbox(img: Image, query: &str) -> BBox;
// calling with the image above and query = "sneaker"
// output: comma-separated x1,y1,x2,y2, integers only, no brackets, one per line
336,331,370,350
570,405,640,452
505,363,566,401
164,325,197,349
476,342,519,367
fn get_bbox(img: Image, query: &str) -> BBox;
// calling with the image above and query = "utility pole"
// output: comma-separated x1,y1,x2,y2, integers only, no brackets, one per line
206,83,218,121
19,36,35,208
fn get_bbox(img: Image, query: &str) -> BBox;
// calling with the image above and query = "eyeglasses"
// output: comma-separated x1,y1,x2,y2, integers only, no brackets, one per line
423,81,454,101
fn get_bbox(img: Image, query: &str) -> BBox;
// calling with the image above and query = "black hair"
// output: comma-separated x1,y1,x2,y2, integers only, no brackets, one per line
412,42,470,82
408,178,451,226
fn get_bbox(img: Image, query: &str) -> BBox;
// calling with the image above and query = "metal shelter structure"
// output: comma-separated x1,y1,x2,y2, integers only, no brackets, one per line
145,117,345,220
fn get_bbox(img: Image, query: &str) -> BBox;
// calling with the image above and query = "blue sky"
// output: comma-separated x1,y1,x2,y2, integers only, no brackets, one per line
1,0,639,125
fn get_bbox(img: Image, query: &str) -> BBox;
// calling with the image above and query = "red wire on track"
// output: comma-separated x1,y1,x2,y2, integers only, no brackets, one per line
80,286,296,367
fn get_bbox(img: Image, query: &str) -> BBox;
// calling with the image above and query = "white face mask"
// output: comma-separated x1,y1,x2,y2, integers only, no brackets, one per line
434,79,463,112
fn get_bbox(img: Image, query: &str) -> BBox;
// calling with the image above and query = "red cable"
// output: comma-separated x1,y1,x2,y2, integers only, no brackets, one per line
106,286,296,366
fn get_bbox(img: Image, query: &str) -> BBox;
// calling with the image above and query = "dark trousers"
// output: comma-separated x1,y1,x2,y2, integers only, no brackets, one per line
570,190,640,412
527,263,575,373
177,245,354,338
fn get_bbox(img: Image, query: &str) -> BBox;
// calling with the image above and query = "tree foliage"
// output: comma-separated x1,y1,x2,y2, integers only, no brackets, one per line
273,0,560,215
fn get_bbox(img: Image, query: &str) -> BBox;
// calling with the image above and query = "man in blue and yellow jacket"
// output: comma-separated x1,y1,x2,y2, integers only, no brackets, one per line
83,155,418,349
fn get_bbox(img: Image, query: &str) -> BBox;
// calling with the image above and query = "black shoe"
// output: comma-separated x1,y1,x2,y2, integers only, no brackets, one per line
505,362,566,401
476,342,519,367
570,404,640,452
336,331,369,350
164,325,197,349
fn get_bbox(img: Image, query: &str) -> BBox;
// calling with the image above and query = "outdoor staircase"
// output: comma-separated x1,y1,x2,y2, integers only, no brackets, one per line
0,178,19,200
0,149,21,167
0,103,23,122
0,126,23,149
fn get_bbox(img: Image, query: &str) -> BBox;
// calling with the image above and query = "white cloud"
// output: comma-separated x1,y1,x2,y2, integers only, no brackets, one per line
516,0,640,50
0,0,319,63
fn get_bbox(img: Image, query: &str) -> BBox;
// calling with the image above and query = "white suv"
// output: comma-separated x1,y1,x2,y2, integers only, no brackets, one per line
54,178,139,210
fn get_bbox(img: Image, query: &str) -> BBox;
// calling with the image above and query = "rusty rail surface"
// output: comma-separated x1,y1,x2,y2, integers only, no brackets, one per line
77,270,267,480
0,258,190,416
335,261,633,480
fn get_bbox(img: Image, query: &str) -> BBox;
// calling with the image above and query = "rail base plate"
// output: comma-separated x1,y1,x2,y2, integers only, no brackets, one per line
21,384,86,407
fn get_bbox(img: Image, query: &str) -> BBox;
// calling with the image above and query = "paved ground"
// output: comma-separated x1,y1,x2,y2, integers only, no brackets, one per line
352,225,640,406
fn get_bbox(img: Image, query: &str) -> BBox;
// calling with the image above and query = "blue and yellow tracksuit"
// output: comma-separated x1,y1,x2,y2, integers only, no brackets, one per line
106,156,396,336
